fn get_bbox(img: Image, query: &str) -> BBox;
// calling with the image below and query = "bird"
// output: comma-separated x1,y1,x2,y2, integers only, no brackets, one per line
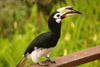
16,6,82,67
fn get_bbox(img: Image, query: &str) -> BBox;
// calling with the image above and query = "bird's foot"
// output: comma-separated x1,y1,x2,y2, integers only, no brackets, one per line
47,59,56,63
46,57,56,63
38,61,49,66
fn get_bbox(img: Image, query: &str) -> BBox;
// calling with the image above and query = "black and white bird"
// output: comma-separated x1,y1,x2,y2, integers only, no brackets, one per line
16,6,82,67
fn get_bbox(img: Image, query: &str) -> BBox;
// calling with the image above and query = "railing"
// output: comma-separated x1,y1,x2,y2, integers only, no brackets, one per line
26,45,100,67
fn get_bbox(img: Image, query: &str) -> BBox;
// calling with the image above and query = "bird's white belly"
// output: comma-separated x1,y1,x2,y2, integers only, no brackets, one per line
27,47,54,63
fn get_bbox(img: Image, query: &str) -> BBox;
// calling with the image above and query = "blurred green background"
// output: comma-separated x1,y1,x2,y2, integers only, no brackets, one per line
0,0,100,67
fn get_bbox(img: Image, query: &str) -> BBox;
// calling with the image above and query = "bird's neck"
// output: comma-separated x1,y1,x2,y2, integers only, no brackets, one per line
48,17,61,37
51,23,61,37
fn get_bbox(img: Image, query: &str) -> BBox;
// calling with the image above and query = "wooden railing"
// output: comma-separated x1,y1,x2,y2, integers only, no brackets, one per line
26,45,100,67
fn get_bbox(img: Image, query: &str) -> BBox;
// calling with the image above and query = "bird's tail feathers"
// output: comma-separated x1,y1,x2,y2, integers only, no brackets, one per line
16,57,28,67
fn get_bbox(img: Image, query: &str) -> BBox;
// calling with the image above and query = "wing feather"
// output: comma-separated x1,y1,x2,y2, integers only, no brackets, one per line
24,31,52,55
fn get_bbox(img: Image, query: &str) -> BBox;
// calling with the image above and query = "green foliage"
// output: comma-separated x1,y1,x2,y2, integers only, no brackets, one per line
0,0,100,67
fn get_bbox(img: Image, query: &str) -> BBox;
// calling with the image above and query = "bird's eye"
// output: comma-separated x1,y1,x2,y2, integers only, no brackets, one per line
57,14,60,17
53,13,60,19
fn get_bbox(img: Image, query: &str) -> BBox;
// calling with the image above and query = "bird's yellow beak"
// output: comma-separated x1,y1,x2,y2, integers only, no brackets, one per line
57,6,82,19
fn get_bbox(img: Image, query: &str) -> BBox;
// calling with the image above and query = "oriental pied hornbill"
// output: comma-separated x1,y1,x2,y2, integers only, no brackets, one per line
16,6,82,67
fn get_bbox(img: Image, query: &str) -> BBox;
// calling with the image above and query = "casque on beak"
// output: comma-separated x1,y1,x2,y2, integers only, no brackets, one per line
57,6,82,19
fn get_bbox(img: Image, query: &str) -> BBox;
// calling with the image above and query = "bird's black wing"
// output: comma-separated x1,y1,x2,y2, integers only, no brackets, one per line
24,31,52,55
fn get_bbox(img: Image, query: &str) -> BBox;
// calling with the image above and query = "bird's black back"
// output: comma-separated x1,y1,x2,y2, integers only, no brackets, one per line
24,31,60,55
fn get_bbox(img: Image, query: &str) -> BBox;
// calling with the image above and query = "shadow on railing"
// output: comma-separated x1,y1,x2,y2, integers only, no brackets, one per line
26,45,100,67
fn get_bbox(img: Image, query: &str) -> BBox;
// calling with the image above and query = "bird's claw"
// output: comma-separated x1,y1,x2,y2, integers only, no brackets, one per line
46,59,56,63
50,60,56,63
38,61,49,66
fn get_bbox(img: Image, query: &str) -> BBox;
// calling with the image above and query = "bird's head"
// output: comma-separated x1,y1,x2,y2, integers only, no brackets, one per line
48,6,82,32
